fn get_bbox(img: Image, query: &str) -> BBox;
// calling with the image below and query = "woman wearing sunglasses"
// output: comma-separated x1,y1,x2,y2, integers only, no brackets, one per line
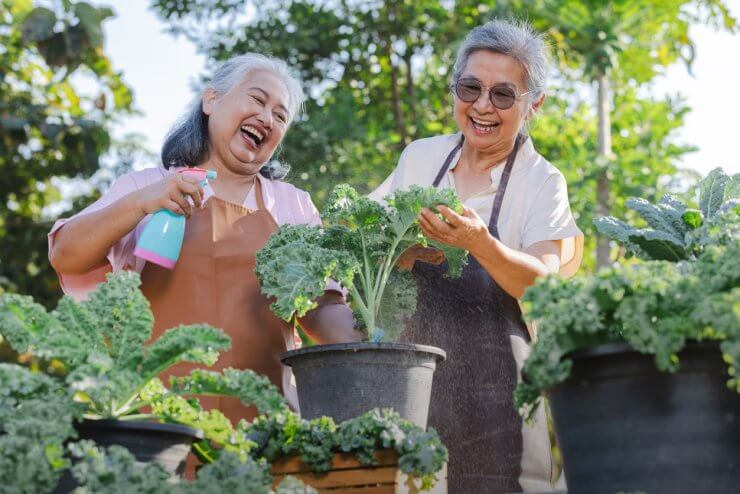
371,19,583,493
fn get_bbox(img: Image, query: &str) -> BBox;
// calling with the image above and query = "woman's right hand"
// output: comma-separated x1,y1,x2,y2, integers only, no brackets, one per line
134,172,204,218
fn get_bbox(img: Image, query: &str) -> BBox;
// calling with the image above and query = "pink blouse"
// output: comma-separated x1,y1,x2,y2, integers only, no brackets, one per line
48,167,326,301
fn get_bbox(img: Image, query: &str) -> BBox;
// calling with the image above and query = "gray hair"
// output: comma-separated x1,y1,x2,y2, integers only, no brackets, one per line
161,53,305,180
452,19,549,102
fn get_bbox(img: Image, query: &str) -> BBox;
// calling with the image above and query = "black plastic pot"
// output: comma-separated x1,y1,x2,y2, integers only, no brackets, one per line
282,342,446,427
546,341,740,493
54,419,203,493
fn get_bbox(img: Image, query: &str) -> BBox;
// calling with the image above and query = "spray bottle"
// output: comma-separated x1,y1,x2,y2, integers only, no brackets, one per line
133,168,217,269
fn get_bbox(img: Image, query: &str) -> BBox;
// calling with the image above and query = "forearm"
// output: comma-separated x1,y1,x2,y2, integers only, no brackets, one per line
470,234,550,300
50,192,145,275
298,292,364,344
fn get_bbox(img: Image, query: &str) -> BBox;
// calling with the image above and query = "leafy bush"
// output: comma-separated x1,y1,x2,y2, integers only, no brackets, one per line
0,271,289,461
516,169,740,419
0,364,81,494
594,167,738,260
245,408,448,490
256,184,467,341
67,441,316,494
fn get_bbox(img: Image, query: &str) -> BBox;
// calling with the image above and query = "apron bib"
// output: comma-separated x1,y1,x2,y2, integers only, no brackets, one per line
140,179,297,424
402,134,553,492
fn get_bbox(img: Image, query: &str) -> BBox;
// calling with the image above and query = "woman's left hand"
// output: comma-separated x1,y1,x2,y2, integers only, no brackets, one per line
419,205,489,252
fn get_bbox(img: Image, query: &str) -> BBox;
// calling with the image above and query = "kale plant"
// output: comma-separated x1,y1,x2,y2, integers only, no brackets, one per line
0,364,81,494
515,239,739,420
594,167,739,261
256,184,467,341
0,271,289,462
67,441,316,494
244,408,448,489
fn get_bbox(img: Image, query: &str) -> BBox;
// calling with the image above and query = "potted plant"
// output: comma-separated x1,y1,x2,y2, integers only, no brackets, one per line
515,168,739,493
0,271,290,483
255,184,468,426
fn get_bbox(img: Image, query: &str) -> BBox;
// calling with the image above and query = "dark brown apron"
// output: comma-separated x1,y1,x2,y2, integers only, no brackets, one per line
140,179,298,424
402,133,549,492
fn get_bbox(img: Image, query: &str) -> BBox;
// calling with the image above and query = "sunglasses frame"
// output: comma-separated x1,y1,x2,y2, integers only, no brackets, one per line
451,77,533,110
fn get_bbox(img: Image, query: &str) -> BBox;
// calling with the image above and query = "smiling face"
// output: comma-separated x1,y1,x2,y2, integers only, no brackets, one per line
453,50,541,154
202,69,290,175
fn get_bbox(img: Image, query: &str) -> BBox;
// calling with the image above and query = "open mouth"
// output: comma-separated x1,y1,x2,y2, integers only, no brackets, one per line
240,124,266,149
469,117,500,133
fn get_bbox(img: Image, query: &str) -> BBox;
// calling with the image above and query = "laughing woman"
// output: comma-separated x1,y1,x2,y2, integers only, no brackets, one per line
371,20,583,493
49,53,359,422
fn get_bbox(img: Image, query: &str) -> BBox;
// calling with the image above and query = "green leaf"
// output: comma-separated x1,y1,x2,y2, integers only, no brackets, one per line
699,167,730,219
681,209,703,230
169,367,288,416
628,230,688,261
74,2,104,47
20,7,56,42
376,270,417,342
139,324,231,379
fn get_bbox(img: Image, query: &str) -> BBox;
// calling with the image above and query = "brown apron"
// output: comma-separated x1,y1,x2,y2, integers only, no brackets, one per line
402,134,553,492
140,180,296,424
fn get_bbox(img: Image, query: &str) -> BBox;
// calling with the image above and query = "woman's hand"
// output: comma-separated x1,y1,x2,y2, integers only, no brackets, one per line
134,172,204,218
395,244,446,271
419,205,489,253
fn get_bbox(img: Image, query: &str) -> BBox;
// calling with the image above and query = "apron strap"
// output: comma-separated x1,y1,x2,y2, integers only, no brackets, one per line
254,176,267,211
432,138,463,187
431,133,527,240
488,133,526,238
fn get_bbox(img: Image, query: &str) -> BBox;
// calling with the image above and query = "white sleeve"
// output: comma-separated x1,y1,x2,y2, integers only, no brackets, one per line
521,173,583,276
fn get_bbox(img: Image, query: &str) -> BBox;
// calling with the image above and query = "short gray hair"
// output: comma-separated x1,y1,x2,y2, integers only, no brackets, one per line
161,53,305,180
452,19,549,102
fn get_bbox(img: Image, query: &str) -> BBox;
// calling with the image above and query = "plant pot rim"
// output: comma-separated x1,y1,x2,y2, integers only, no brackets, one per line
281,341,446,365
78,418,204,439
564,339,720,360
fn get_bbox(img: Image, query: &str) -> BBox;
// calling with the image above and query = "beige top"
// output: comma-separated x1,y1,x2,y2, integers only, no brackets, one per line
370,133,584,277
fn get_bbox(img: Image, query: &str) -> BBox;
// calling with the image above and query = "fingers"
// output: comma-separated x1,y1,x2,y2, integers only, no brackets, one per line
421,207,453,234
436,205,463,226
164,199,186,217
177,179,203,209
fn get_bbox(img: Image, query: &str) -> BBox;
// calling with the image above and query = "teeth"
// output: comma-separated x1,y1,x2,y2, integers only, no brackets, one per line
240,125,265,143
471,117,497,126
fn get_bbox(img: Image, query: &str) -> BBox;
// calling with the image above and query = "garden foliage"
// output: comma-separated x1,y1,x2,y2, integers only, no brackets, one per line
516,169,740,419
256,184,467,341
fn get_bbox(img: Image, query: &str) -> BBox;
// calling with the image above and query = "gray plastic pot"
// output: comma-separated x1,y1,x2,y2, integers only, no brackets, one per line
546,341,740,493
282,342,446,427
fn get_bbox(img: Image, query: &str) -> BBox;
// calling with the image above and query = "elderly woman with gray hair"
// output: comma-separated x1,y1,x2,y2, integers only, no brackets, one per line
49,53,359,424
371,20,583,492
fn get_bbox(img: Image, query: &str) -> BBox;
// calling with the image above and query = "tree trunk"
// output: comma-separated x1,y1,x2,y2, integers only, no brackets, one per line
388,50,406,144
596,70,613,268
403,51,415,141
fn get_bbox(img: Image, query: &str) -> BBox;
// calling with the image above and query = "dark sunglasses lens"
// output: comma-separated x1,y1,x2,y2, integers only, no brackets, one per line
491,88,516,109
456,82,481,102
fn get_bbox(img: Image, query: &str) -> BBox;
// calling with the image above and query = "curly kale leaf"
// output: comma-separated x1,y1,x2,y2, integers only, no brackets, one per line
256,224,359,321
244,412,337,472
275,476,317,494
184,452,273,494
169,367,288,416
376,270,417,342
0,294,61,355
68,441,170,494
139,324,231,380
517,237,740,419
0,364,80,494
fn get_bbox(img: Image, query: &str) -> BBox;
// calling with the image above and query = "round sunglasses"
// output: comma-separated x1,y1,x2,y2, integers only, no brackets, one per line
452,78,532,110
